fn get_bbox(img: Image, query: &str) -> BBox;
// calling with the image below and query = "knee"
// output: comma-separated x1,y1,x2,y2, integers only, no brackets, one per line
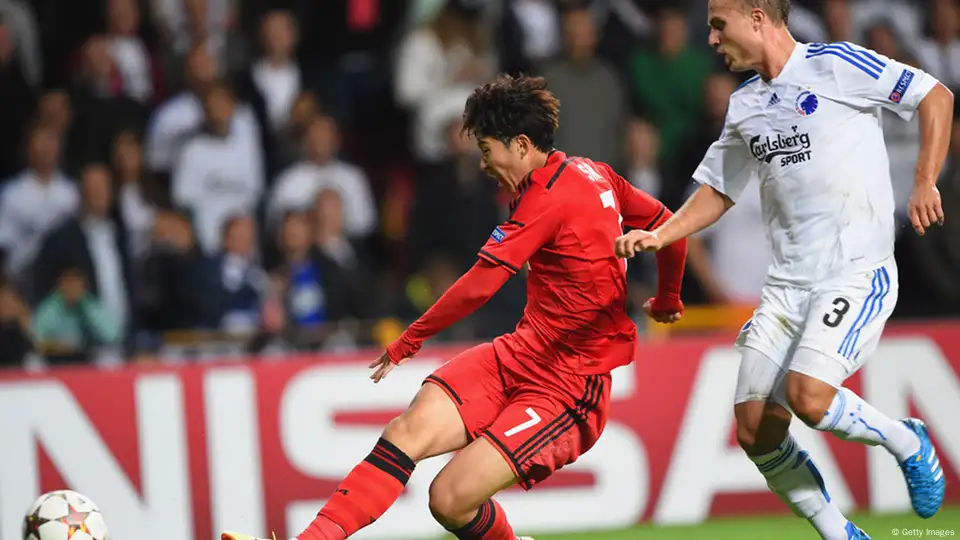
381,414,428,462
785,378,835,427
788,392,831,427
427,475,472,528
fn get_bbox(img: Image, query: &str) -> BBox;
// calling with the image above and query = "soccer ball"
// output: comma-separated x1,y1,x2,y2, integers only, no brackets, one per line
22,490,108,540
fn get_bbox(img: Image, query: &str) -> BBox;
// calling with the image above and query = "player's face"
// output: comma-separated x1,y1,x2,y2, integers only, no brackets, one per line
477,136,527,192
707,0,764,72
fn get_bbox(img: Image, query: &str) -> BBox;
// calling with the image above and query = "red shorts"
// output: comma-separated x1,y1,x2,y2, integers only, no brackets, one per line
424,342,611,490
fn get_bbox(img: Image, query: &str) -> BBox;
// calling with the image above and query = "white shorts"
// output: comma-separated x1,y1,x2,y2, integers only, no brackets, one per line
734,258,898,404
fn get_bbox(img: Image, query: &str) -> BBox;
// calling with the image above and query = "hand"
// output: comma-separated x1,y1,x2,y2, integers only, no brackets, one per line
907,183,944,236
644,296,684,324
615,230,663,258
370,336,422,383
369,353,410,383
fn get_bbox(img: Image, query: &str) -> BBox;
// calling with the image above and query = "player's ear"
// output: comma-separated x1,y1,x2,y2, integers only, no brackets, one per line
751,8,763,28
516,135,531,158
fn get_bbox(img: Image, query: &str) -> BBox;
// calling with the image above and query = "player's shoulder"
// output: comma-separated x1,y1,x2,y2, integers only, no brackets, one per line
725,73,764,117
528,150,585,190
801,41,890,81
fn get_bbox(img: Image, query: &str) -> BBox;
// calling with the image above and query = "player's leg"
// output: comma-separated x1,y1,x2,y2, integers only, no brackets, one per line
734,347,863,540
428,437,520,539
791,263,944,518
428,371,610,539
294,343,508,540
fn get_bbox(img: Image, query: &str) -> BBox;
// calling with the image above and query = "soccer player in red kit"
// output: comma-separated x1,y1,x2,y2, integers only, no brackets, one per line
222,75,687,540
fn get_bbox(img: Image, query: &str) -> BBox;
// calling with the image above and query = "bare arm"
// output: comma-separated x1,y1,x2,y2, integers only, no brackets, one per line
653,184,734,246
909,82,953,234
914,83,953,188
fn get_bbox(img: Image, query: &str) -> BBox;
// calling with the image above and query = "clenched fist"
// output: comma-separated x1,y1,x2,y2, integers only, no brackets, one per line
615,230,663,258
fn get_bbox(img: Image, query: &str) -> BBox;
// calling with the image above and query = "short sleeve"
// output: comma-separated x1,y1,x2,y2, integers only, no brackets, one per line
691,116,758,203
818,42,940,121
478,185,561,274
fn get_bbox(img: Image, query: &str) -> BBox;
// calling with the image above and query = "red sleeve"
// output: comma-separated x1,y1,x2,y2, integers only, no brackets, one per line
596,162,669,230
597,162,687,299
477,183,562,274
386,259,511,363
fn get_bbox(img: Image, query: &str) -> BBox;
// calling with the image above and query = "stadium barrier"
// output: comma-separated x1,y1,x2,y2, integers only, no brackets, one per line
0,322,958,540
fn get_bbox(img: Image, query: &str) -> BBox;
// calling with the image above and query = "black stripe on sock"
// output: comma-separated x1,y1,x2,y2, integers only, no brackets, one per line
375,438,416,473
450,500,490,538
424,375,463,405
477,500,496,536
363,454,411,485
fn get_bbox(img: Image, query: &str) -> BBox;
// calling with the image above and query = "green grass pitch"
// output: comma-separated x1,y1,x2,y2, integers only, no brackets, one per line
531,507,960,539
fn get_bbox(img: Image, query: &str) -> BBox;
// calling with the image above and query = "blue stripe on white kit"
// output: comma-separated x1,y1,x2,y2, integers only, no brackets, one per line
806,42,886,80
837,267,891,359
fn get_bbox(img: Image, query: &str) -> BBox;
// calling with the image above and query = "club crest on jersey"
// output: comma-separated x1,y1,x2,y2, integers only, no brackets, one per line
490,226,506,243
889,69,914,103
795,91,818,116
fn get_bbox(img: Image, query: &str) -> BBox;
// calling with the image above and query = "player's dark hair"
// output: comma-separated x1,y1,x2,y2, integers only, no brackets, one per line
461,74,560,152
741,0,790,25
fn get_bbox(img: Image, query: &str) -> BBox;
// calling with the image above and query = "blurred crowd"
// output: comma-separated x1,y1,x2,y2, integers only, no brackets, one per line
0,0,958,366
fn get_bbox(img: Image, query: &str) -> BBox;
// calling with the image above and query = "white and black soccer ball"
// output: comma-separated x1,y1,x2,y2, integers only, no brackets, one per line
22,490,108,540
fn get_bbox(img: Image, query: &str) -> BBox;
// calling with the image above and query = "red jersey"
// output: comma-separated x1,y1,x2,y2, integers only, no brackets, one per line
478,151,670,375
386,151,685,376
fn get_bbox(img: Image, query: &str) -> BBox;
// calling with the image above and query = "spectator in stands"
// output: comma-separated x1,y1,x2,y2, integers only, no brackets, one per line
494,0,562,76
915,0,960,91
269,115,376,240
822,0,853,42
242,10,301,134
33,266,122,364
67,34,149,172
214,215,267,335
625,119,662,198
152,0,237,87
171,82,264,255
113,130,163,259
0,13,36,180
145,43,261,180
542,5,628,170
394,0,494,162
407,119,501,273
0,280,32,367
33,164,133,340
105,0,154,104
236,10,302,179
136,211,220,333
273,90,322,170
0,0,41,86
667,72,737,211
629,7,712,166
0,123,79,286
274,210,353,349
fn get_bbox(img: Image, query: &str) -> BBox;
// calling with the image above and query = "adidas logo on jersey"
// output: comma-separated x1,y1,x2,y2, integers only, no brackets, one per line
749,125,813,167
766,93,781,107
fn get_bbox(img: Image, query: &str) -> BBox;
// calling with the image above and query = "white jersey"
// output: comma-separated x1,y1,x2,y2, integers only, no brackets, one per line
693,41,940,288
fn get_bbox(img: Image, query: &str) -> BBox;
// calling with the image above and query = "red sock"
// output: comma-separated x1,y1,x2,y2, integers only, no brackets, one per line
297,438,416,540
448,499,515,539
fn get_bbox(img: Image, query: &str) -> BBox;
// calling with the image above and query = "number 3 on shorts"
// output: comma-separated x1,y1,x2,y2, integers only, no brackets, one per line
504,408,542,437
822,297,851,328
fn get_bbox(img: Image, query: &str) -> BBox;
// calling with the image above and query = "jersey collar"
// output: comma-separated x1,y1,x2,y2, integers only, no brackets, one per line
765,41,806,85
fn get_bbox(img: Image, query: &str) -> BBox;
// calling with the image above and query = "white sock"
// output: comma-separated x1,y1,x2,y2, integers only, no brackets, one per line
750,434,849,540
815,387,920,461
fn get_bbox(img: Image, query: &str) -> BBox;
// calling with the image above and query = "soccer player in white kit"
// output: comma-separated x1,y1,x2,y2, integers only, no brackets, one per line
615,0,951,538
